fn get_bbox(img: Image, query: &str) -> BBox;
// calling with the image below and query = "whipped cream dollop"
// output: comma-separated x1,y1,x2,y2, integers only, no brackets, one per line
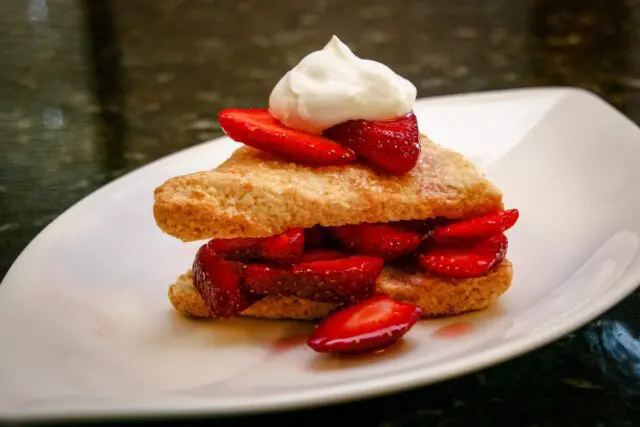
268,35,417,134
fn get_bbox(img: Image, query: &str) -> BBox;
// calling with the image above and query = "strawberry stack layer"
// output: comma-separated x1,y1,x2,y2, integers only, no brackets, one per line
193,210,518,318
192,210,518,353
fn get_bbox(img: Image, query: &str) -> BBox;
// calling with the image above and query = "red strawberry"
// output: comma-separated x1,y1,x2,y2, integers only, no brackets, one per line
330,223,423,260
192,243,257,318
474,233,509,258
243,256,384,304
417,234,508,278
307,294,422,354
206,228,304,264
323,112,420,175
258,228,304,264
432,209,519,242
206,237,259,260
218,109,356,166
300,249,345,262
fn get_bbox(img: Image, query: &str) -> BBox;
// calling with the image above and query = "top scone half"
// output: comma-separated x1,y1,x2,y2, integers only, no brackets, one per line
154,134,503,242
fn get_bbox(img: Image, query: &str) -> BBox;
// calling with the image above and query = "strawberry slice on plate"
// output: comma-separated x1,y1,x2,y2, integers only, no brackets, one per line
243,256,384,304
218,109,356,166
330,222,423,260
206,228,304,264
192,243,257,318
417,233,508,278
307,294,423,354
323,111,420,175
432,209,519,242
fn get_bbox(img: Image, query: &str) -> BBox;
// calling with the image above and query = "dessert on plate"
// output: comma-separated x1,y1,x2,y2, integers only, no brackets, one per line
153,36,519,354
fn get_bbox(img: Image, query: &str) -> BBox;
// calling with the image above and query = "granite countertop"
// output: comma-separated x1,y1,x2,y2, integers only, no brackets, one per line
2,0,640,425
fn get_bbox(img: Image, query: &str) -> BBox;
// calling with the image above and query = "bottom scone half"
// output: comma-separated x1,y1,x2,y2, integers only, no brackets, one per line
168,260,512,321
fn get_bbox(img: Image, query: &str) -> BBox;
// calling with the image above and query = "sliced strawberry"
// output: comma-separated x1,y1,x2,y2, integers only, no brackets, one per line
192,243,257,318
323,111,420,175
300,249,345,262
474,233,509,259
258,228,304,264
243,256,384,304
307,294,422,354
206,237,260,260
330,223,423,260
218,109,356,166
205,228,304,264
432,209,519,242
417,234,508,278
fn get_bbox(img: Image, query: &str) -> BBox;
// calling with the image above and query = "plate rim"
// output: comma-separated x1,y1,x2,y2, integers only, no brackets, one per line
2,86,640,421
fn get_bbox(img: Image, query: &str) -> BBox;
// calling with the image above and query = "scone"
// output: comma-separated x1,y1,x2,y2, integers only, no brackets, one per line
153,35,519,354
156,135,515,321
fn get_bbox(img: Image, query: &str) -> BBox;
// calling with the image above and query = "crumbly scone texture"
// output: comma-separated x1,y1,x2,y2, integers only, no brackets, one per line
168,260,512,320
154,134,504,242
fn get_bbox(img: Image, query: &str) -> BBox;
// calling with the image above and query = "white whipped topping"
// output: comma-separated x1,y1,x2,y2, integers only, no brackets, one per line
268,35,417,134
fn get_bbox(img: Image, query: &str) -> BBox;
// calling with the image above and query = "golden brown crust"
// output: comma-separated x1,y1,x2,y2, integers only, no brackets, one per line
168,260,512,320
154,135,504,242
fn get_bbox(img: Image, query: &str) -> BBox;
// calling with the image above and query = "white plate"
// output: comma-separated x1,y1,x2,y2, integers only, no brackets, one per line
2,87,640,422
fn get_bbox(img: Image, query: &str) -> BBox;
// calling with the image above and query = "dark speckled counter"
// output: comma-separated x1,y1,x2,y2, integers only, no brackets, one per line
2,0,640,426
